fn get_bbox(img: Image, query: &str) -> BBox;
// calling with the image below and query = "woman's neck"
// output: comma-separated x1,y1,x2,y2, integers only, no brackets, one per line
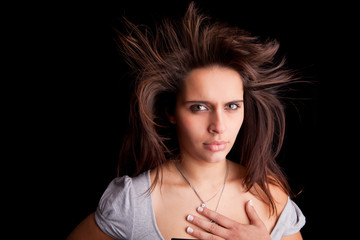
175,155,228,189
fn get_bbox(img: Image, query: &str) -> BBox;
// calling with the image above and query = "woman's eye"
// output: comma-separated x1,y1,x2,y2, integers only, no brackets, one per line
226,103,240,110
190,105,208,112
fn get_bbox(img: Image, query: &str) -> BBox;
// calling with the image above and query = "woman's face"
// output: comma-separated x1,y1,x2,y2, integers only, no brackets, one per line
170,66,244,164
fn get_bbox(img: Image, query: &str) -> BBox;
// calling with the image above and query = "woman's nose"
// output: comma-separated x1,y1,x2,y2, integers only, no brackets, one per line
208,110,226,134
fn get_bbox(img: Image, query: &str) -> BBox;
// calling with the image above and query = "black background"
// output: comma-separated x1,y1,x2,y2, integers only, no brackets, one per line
11,0,356,239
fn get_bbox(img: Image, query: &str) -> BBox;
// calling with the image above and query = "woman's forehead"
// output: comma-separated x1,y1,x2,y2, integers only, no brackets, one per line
180,66,244,101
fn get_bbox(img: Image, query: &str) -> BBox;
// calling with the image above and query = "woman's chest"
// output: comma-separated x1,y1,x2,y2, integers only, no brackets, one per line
151,187,253,240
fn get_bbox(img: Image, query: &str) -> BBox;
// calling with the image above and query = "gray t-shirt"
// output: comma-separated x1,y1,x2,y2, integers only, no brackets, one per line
95,171,305,240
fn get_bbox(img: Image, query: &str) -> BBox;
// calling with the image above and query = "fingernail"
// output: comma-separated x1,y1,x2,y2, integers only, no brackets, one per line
197,206,203,212
187,226,194,233
249,199,254,206
187,214,194,222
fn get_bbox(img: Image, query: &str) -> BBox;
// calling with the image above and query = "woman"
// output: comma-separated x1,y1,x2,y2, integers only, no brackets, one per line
67,2,305,240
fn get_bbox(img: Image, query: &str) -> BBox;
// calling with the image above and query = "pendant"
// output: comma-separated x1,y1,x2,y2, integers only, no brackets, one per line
201,203,206,208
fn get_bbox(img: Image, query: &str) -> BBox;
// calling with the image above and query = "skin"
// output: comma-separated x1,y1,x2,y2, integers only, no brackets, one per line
66,66,303,240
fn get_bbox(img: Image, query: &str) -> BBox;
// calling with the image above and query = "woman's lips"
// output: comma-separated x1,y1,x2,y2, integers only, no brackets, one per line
203,141,228,152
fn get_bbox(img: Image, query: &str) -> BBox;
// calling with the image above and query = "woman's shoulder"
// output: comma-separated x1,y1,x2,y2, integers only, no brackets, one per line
100,171,151,200
94,171,153,239
270,193,306,238
268,183,289,216
96,171,152,223
266,181,305,237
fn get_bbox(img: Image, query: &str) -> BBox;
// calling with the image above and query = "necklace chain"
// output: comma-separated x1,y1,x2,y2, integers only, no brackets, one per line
175,160,229,212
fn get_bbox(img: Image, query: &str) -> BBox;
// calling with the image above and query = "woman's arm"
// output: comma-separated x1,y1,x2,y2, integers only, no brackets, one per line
281,232,303,240
66,212,115,240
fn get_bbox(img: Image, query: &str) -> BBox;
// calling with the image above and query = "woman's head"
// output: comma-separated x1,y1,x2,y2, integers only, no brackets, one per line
169,66,244,165
117,2,293,214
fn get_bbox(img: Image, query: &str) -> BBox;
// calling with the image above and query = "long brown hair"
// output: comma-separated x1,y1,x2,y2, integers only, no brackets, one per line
116,2,293,215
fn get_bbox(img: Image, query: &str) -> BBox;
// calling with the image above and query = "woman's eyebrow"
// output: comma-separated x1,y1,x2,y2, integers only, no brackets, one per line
183,100,210,104
183,100,244,104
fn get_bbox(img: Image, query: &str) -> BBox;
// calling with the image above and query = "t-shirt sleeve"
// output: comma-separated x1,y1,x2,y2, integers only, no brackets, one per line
282,199,306,235
271,197,306,239
94,176,134,240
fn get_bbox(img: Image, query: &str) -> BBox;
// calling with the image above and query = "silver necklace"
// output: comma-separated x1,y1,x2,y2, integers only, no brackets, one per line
175,160,229,212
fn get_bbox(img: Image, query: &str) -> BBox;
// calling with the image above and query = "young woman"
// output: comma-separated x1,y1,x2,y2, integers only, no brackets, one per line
67,2,305,240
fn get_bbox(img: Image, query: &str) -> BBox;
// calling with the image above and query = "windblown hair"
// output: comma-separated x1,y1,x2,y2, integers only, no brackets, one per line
116,2,293,215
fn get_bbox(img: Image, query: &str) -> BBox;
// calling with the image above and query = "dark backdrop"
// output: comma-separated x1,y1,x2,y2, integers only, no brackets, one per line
28,0,354,239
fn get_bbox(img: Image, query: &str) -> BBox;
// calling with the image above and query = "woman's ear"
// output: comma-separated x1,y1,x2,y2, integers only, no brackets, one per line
165,107,176,124
167,113,176,124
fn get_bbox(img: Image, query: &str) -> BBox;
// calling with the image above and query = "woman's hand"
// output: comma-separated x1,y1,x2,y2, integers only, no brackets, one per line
185,200,271,240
